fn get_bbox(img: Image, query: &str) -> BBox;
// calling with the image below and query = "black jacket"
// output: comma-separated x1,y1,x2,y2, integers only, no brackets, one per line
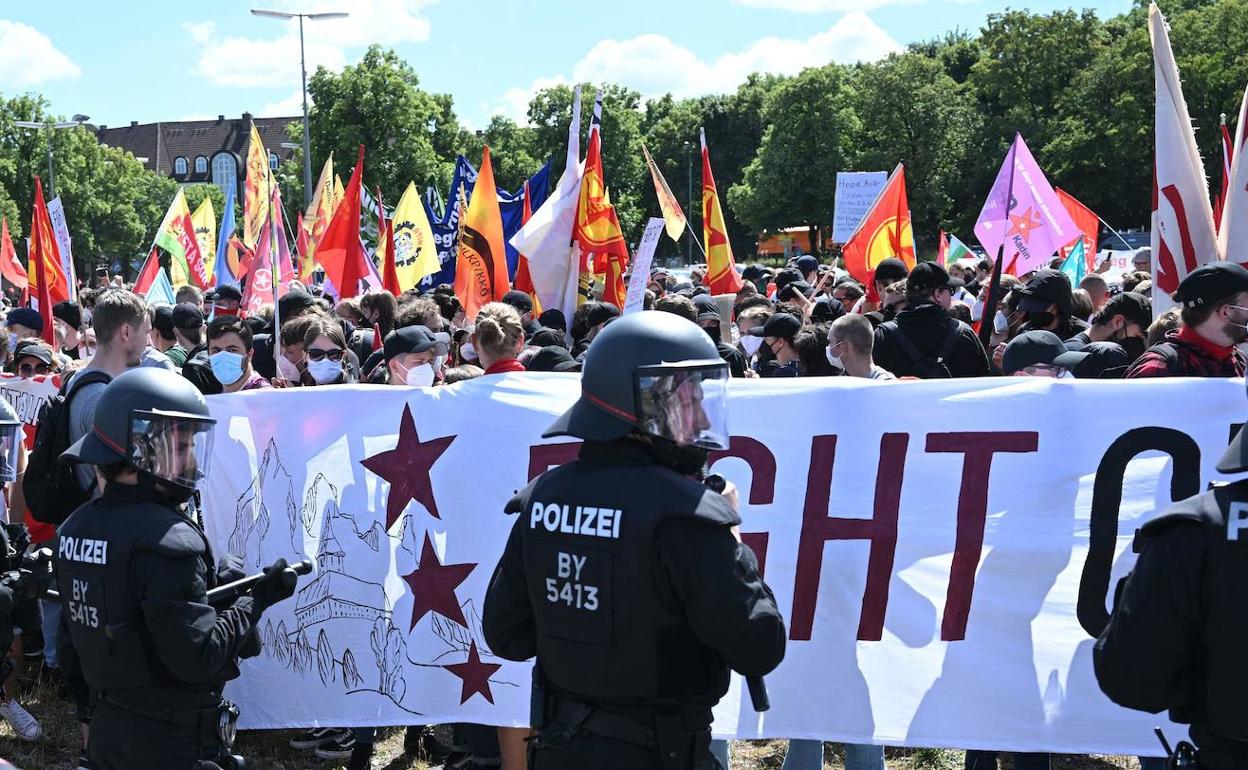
872,301,991,378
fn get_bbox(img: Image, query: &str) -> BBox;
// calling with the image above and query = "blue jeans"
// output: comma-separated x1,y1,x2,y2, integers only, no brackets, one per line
782,740,885,770
40,599,59,668
710,739,730,768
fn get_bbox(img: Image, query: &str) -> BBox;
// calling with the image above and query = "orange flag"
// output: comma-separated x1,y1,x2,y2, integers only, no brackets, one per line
0,217,28,294
454,146,510,321
574,127,629,308
841,163,915,287
28,176,70,318
377,186,401,295
700,129,744,294
316,146,368,299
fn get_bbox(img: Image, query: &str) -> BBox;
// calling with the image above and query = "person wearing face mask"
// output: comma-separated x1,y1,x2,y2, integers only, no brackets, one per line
300,318,356,386
52,301,85,360
828,315,895,380
5,307,43,354
735,305,773,364
206,316,270,392
744,313,803,378
380,325,448,387
56,367,300,769
1064,292,1151,364
872,263,990,379
663,295,748,379
1014,269,1089,341
1126,262,1248,378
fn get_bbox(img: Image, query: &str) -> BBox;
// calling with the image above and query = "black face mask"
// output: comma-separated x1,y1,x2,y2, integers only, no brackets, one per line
702,323,721,344
1119,335,1147,362
1027,311,1056,329
645,436,710,478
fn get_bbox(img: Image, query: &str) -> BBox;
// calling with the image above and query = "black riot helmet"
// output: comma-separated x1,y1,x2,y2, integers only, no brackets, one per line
544,310,729,449
61,367,216,495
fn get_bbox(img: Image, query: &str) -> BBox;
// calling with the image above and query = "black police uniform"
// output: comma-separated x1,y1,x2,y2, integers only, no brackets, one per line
483,439,786,769
1094,476,1248,770
56,482,261,769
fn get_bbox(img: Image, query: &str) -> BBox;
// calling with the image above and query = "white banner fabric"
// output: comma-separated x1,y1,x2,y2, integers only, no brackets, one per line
833,172,888,243
202,375,1241,755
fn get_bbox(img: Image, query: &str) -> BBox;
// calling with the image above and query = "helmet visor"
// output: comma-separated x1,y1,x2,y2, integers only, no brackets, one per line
128,410,215,489
0,421,22,483
634,362,730,450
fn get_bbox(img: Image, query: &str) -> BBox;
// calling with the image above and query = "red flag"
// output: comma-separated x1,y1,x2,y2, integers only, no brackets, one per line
28,176,69,320
574,129,629,308
133,248,160,294
377,186,401,296
0,217,28,294
1055,188,1100,270
937,230,949,268
1216,118,1234,233
513,181,540,309
316,145,368,299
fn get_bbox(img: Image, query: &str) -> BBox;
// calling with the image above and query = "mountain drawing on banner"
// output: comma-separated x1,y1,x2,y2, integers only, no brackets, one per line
430,598,489,661
229,438,295,568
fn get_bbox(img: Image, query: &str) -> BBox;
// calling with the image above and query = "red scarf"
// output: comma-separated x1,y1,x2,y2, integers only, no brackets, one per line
484,358,526,376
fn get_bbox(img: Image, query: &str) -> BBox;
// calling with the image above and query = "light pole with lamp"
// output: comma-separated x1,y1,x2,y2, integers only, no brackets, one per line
251,8,348,210
14,114,90,197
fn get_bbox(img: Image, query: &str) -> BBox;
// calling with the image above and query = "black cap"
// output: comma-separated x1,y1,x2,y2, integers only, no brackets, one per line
810,296,846,323
152,305,176,337
5,307,43,332
906,262,964,294
278,288,317,319
383,325,448,361
692,293,721,323
214,284,243,303
742,265,766,282
1069,341,1132,379
172,302,204,329
1017,269,1074,315
502,290,533,314
777,280,814,303
795,255,819,276
1173,262,1248,307
746,312,802,339
873,257,909,285
1100,291,1152,328
527,345,580,372
585,302,621,329
1002,330,1089,374
52,300,82,330
529,328,568,349
538,309,567,333
12,340,52,365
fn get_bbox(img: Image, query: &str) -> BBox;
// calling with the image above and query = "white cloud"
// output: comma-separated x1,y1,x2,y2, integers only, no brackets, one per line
187,0,434,88
735,0,923,11
260,90,308,118
0,20,80,88
490,13,900,124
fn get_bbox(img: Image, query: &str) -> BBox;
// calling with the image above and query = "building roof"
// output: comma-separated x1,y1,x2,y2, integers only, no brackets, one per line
95,113,299,181
295,570,387,616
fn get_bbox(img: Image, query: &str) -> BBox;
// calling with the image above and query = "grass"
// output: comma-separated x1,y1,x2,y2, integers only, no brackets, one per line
0,666,1147,770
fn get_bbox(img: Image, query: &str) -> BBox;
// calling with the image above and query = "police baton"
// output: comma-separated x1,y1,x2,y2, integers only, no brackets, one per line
209,560,314,605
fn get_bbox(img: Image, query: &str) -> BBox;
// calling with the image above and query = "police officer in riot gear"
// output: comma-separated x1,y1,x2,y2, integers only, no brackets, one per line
483,310,786,769
1094,372,1248,769
55,367,298,770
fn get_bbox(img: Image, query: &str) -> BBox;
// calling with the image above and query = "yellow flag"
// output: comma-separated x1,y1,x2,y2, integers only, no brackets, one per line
190,197,216,284
333,175,345,209
243,122,274,247
300,155,336,278
641,142,687,242
389,181,440,289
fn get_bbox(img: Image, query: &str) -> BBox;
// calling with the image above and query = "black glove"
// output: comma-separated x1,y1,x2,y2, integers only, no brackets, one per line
239,627,262,659
216,555,247,586
251,558,296,611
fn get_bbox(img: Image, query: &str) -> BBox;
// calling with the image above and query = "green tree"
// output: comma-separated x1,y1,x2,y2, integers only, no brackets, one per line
182,183,226,219
461,115,540,194
727,65,859,254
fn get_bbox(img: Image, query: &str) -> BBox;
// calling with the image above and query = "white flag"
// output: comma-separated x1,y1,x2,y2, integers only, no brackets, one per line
1217,80,1248,268
1149,2,1219,317
510,86,584,329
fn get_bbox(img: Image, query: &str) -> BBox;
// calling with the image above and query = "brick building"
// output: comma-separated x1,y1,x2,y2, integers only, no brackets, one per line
95,112,299,200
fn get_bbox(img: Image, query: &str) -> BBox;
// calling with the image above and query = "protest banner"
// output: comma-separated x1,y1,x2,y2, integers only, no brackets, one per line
200,375,1240,754
622,218,664,314
833,172,887,243
45,197,75,299
0,373,61,448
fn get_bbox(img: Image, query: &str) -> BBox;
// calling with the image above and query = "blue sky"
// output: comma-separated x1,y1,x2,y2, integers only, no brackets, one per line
3,0,1130,131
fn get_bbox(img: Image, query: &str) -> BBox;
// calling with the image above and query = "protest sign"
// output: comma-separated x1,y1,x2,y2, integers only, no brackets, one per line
623,218,664,314
0,373,61,448
202,375,1240,754
46,197,75,297
833,172,887,243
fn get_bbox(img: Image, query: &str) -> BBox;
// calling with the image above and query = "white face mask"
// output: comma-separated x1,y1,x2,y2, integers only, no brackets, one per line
825,347,843,369
432,354,446,372
460,342,477,362
740,336,763,357
404,362,435,388
277,355,301,381
994,311,1010,334
307,358,341,385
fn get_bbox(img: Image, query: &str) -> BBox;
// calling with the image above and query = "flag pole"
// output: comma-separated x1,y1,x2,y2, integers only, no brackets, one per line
267,164,281,334
977,135,1019,352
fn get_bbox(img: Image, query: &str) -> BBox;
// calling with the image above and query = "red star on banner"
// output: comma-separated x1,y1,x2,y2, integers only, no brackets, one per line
360,404,455,530
444,640,502,704
1007,208,1043,242
402,533,476,629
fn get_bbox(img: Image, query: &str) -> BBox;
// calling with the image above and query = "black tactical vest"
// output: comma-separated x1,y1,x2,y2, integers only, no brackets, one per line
56,490,217,693
1137,479,1248,744
506,452,739,708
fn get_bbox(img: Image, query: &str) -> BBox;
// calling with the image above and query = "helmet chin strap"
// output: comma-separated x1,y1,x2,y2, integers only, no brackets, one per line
631,433,710,478
134,470,196,506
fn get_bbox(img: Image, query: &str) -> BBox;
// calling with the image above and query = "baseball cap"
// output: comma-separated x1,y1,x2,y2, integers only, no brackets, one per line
214,285,243,303
538,309,567,333
12,340,52,366
172,302,205,330
906,262,963,294
52,300,82,330
1016,269,1074,315
529,328,568,349
1002,330,1089,374
502,290,533,314
810,296,846,323
383,325,449,361
795,255,819,277
5,307,43,332
585,302,621,329
1172,262,1248,308
873,258,909,285
152,305,176,337
1070,341,1132,379
1100,291,1152,328
278,288,317,319
527,345,581,373
745,312,802,339
777,280,814,303
692,294,721,324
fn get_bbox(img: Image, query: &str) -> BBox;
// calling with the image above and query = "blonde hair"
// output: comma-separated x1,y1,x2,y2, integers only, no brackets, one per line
473,302,524,359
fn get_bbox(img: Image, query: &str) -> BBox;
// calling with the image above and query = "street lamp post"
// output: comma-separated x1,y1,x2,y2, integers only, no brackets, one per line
683,140,694,264
252,8,348,210
14,114,90,197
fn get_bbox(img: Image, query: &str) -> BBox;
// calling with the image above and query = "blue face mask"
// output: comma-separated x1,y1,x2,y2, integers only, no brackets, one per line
209,350,245,385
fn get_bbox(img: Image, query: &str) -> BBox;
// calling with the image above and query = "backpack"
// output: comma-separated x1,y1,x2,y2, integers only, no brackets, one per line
887,319,962,379
24,370,113,526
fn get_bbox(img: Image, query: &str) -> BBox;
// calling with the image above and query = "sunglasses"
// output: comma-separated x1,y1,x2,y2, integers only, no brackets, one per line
306,348,345,362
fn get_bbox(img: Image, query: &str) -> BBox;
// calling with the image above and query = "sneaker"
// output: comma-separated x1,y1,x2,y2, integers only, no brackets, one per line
0,697,41,740
77,754,92,770
314,731,357,761
288,726,346,750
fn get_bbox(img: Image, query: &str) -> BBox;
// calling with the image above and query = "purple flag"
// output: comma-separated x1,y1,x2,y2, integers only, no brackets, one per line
974,134,1080,276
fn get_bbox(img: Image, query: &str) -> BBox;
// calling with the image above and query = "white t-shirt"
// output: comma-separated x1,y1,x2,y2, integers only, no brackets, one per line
868,365,897,381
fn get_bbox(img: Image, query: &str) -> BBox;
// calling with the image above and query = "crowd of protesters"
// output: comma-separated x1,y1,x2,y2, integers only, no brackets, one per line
0,244,1239,769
